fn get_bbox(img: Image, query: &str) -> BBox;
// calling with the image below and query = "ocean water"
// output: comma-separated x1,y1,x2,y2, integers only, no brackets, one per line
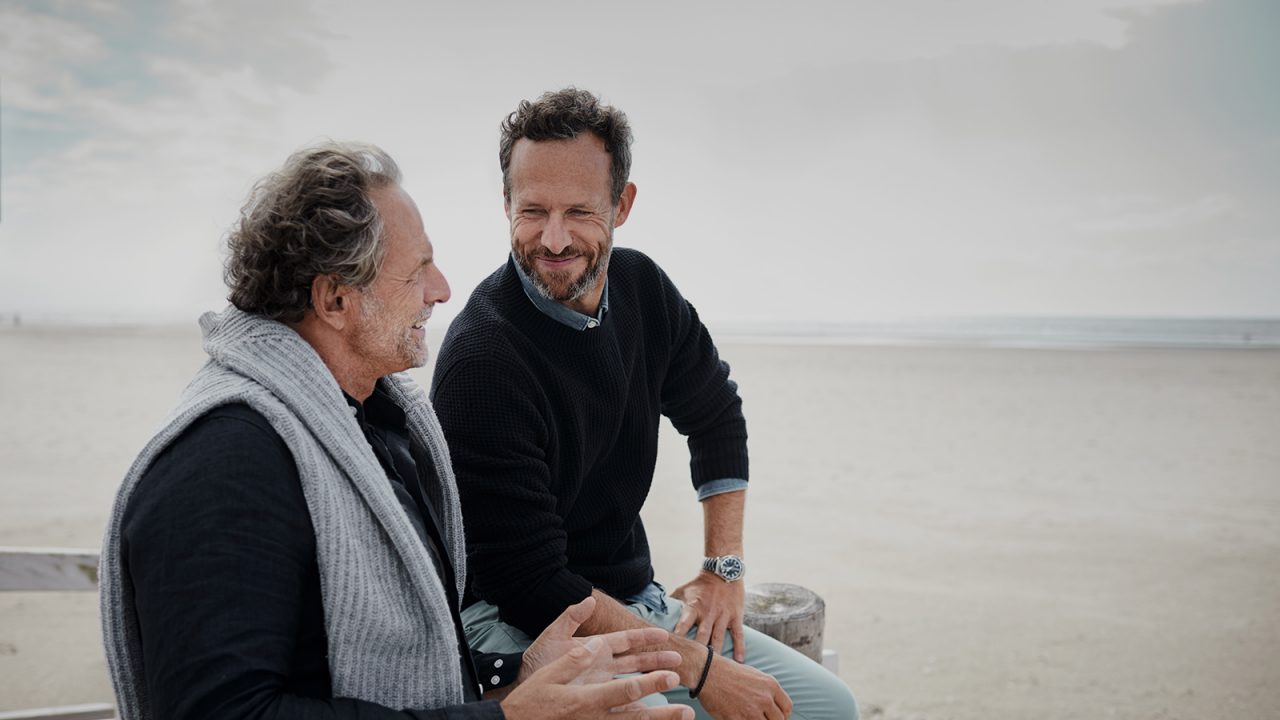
4,314,1278,349
714,316,1280,349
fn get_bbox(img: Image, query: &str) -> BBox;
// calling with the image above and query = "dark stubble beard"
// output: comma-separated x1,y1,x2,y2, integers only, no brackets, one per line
515,232,613,304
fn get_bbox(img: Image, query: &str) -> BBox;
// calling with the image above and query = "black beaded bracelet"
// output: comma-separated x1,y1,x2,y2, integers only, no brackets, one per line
689,642,714,699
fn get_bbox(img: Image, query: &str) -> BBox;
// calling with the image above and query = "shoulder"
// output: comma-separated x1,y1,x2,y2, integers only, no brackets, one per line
438,265,520,353
609,247,684,301
609,246,662,281
168,403,290,466
608,248,693,341
433,264,534,388
124,404,303,532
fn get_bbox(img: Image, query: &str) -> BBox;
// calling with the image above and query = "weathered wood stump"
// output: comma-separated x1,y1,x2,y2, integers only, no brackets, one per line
742,582,825,663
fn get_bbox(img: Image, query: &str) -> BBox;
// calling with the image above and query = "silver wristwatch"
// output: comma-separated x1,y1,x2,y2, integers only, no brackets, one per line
701,554,745,583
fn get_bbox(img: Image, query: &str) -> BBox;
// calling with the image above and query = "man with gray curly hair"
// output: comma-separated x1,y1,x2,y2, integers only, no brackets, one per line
98,141,691,720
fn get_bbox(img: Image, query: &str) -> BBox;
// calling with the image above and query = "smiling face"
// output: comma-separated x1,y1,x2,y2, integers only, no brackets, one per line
505,134,635,315
351,184,450,376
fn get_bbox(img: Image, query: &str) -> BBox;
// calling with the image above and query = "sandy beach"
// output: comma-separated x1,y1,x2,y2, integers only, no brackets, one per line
2,325,1278,718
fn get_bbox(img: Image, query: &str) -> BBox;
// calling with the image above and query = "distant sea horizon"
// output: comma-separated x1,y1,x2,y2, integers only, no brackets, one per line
3,313,1278,349
711,316,1280,349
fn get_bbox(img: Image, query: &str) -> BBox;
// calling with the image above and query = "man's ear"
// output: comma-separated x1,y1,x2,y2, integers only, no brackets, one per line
503,191,512,221
613,182,637,228
309,274,356,331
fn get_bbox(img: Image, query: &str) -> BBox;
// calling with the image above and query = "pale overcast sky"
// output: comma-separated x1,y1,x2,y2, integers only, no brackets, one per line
1,0,1277,326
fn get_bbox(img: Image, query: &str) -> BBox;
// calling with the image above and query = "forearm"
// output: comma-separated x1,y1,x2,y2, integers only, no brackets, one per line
700,489,745,557
672,488,748,661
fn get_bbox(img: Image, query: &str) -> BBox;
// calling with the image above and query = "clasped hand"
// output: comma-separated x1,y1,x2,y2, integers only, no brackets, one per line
671,575,794,719
499,596,693,720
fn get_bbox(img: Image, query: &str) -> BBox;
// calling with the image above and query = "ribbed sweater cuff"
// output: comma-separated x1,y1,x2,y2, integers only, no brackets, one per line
690,436,749,487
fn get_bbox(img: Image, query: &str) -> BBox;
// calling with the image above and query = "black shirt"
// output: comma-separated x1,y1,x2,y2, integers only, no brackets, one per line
122,398,512,720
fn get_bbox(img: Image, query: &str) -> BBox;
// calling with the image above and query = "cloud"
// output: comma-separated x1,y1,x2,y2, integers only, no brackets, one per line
1076,195,1239,234
0,4,108,113
1,0,1276,323
0,2,336,322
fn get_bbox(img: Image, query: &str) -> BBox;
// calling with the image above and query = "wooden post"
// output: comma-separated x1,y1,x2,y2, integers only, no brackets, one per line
742,582,825,663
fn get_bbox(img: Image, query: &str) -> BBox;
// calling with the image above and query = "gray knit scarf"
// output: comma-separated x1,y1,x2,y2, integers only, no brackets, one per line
99,306,467,717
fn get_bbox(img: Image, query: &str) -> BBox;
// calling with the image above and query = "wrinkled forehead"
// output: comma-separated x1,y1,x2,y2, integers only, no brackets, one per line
508,135,613,197
371,185,433,264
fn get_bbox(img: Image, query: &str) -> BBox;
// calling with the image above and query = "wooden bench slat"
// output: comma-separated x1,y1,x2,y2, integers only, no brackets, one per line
0,547,101,592
0,703,116,720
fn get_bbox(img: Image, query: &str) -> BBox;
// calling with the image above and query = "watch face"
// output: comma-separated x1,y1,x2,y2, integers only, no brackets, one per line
719,556,744,582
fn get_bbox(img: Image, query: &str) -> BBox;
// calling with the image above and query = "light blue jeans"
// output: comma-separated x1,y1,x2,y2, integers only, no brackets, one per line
461,583,858,720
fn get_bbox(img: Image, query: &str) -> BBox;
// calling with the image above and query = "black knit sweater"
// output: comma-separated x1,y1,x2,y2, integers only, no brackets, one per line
431,248,748,637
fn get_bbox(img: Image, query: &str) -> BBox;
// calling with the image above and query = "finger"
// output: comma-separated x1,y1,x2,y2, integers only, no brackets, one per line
776,684,794,718
730,617,747,663
607,649,683,675
587,669,680,708
694,611,715,646
541,595,597,642
709,614,729,656
612,705,695,720
609,703,695,720
539,636,606,683
672,604,697,638
602,626,670,655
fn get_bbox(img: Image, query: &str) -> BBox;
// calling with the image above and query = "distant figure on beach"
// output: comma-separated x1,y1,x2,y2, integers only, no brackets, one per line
430,88,858,719
97,142,692,720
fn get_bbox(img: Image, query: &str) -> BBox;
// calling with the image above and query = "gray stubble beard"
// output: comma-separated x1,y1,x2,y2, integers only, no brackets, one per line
519,236,613,304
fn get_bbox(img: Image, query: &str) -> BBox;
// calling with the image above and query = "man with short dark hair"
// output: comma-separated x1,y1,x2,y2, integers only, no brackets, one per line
98,142,690,720
431,89,858,719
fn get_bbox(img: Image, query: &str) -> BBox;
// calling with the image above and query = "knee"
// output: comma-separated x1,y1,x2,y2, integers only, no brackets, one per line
845,686,861,720
829,680,859,720
793,673,858,720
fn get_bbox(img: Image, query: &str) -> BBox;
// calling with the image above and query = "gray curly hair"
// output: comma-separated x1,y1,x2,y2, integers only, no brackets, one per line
224,142,402,322
499,87,633,204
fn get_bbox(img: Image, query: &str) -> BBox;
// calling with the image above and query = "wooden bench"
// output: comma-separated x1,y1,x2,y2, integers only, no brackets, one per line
0,547,115,720
1,548,837,718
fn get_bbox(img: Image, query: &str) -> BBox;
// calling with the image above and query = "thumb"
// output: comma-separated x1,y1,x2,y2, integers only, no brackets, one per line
543,595,597,640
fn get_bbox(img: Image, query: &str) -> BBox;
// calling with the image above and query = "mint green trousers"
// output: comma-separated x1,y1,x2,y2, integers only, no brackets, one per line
460,591,858,720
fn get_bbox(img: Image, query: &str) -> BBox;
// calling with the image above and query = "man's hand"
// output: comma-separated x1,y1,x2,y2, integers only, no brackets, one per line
500,628,693,720
694,654,792,720
671,572,747,662
518,596,673,684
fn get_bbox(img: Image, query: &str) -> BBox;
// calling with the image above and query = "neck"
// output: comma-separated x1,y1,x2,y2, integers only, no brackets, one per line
289,317,378,401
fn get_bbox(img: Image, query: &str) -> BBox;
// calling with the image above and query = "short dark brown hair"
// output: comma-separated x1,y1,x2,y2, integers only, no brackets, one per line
223,142,401,322
499,87,633,203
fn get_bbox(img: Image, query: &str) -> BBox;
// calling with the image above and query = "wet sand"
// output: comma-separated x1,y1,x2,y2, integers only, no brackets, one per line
2,325,1278,718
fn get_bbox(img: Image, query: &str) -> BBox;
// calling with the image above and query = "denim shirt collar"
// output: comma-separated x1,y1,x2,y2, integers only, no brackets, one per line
511,252,609,331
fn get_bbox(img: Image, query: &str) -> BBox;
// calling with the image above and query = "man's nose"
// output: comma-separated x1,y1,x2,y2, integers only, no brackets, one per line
540,214,572,254
425,264,451,305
